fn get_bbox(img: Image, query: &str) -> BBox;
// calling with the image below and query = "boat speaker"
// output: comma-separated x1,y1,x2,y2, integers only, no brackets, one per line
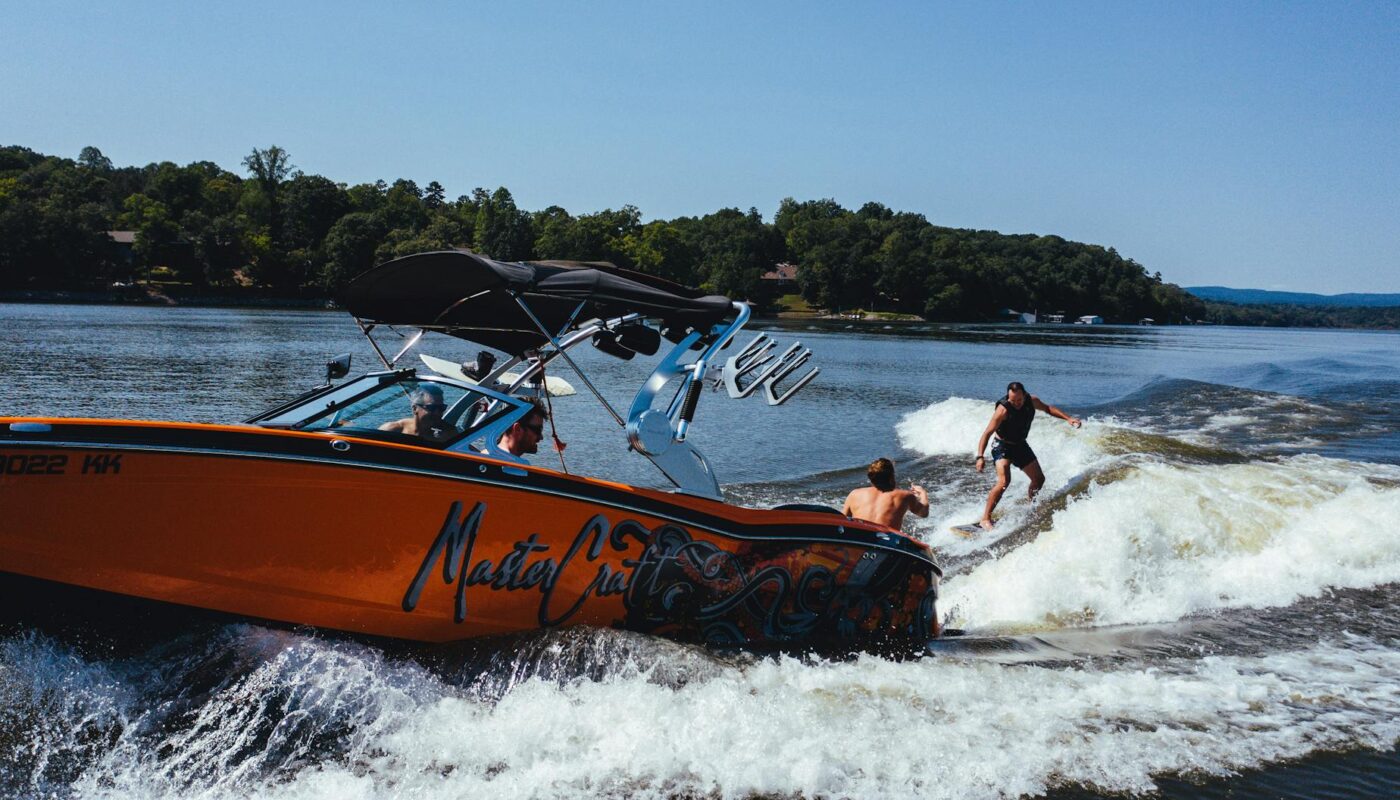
591,330,635,360
661,323,709,350
617,324,661,356
661,322,691,344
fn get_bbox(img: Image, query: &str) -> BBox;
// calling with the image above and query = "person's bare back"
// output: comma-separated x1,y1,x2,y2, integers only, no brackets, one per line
842,458,930,530
843,486,926,529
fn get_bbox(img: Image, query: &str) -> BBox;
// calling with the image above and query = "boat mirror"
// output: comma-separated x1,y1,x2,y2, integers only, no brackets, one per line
591,330,635,360
617,324,661,356
325,352,352,382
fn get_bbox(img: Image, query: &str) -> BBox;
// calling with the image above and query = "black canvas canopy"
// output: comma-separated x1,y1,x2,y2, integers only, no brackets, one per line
342,250,735,355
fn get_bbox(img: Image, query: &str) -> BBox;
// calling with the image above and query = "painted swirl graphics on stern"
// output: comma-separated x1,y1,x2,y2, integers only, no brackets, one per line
402,500,938,646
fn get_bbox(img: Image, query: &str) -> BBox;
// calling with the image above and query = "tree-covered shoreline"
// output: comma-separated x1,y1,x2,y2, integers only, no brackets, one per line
3,144,1393,328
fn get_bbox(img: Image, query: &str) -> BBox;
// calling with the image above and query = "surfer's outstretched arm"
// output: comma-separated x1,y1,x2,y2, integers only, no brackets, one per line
1032,396,1081,428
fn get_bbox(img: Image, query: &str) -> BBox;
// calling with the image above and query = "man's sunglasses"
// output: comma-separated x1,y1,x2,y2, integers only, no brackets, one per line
414,402,447,413
522,421,544,434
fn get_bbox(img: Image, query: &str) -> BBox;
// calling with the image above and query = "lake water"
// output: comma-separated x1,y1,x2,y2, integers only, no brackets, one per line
2,303,1398,799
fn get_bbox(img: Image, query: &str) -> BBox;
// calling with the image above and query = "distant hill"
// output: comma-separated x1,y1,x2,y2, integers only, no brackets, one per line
1187,286,1400,308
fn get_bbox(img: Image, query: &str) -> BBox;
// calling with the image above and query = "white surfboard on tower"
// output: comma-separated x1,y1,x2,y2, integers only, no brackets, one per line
419,353,577,396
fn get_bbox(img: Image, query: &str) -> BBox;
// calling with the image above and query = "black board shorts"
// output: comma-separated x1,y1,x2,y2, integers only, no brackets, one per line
992,438,1037,469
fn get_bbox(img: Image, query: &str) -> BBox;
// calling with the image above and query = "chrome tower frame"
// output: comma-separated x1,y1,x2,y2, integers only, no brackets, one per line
359,299,817,501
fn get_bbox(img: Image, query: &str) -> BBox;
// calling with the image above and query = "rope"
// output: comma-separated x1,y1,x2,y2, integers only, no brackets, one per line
538,359,569,474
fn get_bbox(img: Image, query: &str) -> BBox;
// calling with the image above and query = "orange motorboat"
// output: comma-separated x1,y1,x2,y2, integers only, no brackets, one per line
0,251,940,648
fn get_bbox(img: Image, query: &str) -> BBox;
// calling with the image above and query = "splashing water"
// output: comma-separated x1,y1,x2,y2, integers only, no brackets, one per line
2,629,1395,800
942,457,1400,631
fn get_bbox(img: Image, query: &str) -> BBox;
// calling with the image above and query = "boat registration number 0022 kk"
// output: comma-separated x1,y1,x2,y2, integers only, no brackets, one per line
0,452,123,476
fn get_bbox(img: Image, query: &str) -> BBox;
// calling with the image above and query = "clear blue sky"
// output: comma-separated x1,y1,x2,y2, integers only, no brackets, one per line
4,1,1397,293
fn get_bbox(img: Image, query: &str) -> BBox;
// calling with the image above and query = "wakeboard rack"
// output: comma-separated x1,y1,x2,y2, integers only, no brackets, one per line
720,333,820,405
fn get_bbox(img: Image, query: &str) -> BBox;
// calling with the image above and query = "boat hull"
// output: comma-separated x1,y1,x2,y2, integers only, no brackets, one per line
1,420,939,648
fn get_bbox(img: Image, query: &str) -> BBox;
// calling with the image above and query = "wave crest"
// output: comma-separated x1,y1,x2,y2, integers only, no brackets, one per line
943,456,1400,630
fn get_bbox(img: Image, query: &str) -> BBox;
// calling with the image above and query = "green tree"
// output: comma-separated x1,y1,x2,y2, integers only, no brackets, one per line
239,146,297,286
473,187,533,260
77,146,113,172
282,174,350,249
679,207,782,298
776,198,847,307
380,178,428,233
346,180,387,214
147,161,206,219
190,212,247,286
117,194,181,276
242,145,293,196
569,206,642,266
424,181,446,209
620,221,699,285
322,212,385,291
531,205,576,259
0,150,117,288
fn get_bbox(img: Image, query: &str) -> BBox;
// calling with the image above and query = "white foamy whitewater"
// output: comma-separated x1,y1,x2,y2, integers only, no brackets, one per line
896,396,1400,631
8,629,1398,800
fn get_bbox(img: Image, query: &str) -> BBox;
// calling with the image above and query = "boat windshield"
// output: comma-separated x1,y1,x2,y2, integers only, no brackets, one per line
257,373,518,449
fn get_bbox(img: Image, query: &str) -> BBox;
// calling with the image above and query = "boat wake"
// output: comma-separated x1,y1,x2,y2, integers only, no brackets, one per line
894,393,1400,634
941,456,1400,631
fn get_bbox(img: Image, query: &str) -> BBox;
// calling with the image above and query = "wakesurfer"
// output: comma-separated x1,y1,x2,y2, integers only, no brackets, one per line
973,381,1081,530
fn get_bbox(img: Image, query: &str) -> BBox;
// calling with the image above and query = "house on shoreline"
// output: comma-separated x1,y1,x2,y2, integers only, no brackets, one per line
760,262,798,291
757,262,800,309
107,230,136,277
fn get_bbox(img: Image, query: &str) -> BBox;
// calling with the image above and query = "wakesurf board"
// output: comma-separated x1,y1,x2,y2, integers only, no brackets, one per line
419,353,577,396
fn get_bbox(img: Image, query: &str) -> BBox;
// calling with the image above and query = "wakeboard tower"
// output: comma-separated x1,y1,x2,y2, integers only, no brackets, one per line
0,250,941,649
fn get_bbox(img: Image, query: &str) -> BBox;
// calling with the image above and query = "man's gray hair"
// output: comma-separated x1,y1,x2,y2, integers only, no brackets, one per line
412,384,445,404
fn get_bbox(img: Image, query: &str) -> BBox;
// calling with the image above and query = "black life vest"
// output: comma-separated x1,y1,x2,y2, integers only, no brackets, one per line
995,397,1035,443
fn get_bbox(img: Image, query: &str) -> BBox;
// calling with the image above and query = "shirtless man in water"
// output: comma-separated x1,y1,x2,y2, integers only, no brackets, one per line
842,457,930,530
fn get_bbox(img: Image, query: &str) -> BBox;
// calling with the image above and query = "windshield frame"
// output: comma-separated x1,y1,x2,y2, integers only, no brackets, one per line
249,370,532,451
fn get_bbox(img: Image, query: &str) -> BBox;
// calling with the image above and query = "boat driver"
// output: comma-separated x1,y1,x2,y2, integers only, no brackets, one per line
379,384,455,443
496,401,547,459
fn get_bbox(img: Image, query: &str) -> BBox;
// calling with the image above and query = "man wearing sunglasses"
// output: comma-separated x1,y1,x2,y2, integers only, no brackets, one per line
497,402,548,459
380,385,454,442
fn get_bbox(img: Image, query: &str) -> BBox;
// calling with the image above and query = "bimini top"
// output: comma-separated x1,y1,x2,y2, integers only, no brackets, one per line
342,250,734,355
